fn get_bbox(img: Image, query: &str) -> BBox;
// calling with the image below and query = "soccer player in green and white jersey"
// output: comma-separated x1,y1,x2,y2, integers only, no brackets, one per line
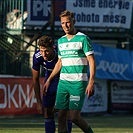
43,10,96,133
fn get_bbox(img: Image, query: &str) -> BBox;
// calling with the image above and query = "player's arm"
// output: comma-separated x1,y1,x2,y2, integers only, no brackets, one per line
43,58,62,94
86,54,96,97
32,68,43,114
48,58,62,81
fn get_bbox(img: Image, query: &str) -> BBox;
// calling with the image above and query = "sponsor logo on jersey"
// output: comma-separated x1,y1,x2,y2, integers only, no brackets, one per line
61,51,78,56
59,42,81,51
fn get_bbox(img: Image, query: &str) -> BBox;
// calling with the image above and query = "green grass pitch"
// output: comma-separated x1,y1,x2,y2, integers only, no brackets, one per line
0,113,133,133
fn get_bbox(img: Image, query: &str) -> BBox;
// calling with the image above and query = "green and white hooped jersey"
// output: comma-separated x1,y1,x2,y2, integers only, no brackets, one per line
58,32,94,87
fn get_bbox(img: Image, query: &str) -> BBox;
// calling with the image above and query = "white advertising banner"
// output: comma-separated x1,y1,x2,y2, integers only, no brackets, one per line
81,79,108,113
27,0,133,29
111,81,133,103
66,0,133,29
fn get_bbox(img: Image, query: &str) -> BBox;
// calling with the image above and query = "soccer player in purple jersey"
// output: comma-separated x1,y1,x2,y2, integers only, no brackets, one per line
32,35,72,133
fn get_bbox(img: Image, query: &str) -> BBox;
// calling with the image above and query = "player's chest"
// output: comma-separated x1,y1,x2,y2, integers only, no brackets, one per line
58,42,82,51
42,60,56,69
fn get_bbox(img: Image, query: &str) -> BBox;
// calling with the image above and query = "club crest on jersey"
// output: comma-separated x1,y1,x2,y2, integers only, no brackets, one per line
59,42,81,51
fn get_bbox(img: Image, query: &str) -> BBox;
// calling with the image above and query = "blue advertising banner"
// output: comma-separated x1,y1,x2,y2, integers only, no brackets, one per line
92,44,133,81
27,0,66,25
29,0,51,21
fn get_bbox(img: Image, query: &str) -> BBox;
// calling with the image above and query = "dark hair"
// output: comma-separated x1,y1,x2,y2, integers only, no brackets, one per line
60,10,74,19
38,36,53,47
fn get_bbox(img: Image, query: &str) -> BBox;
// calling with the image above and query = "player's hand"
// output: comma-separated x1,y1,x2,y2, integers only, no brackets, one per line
42,80,51,95
85,81,95,98
37,102,44,114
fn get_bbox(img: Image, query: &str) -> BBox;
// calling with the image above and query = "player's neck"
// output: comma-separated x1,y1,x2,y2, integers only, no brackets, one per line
66,29,77,39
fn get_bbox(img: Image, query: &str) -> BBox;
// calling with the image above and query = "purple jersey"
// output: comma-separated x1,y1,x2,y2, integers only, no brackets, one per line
32,49,59,92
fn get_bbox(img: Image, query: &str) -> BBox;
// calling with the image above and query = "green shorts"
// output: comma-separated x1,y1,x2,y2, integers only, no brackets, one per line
55,81,87,110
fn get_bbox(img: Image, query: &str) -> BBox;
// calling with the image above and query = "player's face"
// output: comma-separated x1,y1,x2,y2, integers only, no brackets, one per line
39,46,54,61
60,16,75,35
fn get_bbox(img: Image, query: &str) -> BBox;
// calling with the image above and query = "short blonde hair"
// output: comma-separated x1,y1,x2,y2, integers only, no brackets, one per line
60,10,74,19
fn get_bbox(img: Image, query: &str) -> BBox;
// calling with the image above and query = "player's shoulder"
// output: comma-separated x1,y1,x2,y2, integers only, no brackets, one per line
76,32,87,38
34,50,42,59
58,35,66,41
53,45,58,52
76,32,91,41
60,34,66,38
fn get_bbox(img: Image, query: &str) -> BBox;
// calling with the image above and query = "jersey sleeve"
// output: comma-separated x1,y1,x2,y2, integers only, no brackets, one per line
57,39,61,59
32,53,40,71
82,36,94,56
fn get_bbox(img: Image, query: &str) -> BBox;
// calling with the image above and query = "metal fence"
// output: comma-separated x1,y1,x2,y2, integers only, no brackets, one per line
0,0,36,76
0,28,35,76
0,50,32,76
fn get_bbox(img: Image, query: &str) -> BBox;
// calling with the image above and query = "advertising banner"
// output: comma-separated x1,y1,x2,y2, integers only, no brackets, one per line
0,77,44,115
82,79,108,113
93,43,133,81
111,81,133,110
66,0,133,29
27,0,66,25
0,77,108,115
27,0,133,29
0,78,133,114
